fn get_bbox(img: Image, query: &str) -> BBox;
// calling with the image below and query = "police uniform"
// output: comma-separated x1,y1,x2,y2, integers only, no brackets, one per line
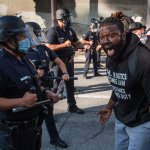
82,31,99,76
47,25,78,109
0,49,42,150
145,36,150,49
26,45,57,76
26,45,61,141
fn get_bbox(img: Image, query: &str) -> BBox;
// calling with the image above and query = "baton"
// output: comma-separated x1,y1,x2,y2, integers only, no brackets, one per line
12,100,51,113
43,77,78,80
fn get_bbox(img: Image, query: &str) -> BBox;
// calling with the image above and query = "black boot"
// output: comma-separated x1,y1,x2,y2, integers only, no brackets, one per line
50,137,68,148
94,73,102,77
68,105,84,114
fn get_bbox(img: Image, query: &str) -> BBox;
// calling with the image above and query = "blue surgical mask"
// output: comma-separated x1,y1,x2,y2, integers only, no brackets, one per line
37,36,42,42
18,38,30,53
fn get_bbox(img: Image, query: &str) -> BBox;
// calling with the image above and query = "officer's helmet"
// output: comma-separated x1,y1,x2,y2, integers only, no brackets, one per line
0,15,26,42
56,8,71,20
90,22,98,32
25,22,41,36
129,22,143,31
25,22,47,44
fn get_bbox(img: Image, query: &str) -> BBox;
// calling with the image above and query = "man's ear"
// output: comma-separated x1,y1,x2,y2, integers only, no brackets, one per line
122,32,126,40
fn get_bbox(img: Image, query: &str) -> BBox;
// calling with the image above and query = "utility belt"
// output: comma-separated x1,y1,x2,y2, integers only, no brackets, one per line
0,122,18,150
1,105,48,128
1,117,39,129
0,117,40,150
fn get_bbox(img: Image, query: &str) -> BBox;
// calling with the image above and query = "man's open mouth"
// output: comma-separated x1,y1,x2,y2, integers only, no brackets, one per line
106,49,115,56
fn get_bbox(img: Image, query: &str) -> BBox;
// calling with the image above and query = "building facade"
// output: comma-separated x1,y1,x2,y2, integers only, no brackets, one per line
0,0,149,36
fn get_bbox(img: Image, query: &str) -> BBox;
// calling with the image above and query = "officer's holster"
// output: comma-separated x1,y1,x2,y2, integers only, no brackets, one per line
0,116,41,150
37,105,49,126
0,122,19,150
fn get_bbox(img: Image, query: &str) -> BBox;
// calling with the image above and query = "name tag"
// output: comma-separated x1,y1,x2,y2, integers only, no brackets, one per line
20,76,30,81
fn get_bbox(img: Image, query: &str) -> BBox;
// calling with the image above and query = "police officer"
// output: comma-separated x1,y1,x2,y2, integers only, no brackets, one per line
145,30,150,49
25,21,68,148
46,8,91,114
0,16,59,150
81,22,101,79
129,22,147,43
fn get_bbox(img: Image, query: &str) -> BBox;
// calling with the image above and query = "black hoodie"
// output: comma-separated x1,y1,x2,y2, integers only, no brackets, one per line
107,33,150,127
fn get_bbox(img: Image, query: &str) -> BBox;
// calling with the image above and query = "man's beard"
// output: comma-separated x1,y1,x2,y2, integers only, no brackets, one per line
64,19,72,29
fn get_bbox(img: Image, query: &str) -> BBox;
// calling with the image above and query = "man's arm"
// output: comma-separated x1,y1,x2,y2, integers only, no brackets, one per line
46,38,92,51
97,99,116,125
106,99,117,109
46,40,71,52
0,92,37,111
53,57,70,80
97,91,117,124
73,39,92,49
44,46,68,75
46,27,72,51
73,31,92,49
54,57,68,74
0,71,37,110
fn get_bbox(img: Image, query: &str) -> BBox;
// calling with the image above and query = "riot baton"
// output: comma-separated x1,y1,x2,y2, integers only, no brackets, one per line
12,99,51,113
42,76,78,80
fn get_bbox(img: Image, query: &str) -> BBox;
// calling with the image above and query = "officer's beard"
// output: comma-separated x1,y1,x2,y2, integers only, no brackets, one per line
64,19,72,29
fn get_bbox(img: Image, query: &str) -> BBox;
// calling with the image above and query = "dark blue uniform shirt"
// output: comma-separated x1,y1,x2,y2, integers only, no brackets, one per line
0,49,40,121
47,25,78,59
26,45,57,76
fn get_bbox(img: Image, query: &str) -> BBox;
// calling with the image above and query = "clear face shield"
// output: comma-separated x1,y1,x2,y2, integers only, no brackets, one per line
69,15,73,23
7,28,31,53
40,30,48,43
25,26,41,47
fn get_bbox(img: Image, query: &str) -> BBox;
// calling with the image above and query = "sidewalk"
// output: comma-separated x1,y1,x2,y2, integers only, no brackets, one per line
41,52,114,150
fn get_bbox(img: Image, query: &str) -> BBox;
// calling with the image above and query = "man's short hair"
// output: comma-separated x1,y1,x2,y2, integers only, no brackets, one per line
100,17,124,33
111,11,134,31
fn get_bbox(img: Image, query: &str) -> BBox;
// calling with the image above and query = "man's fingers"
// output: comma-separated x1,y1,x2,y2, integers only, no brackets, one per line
100,117,107,125
99,117,105,125
96,111,101,115
99,113,110,125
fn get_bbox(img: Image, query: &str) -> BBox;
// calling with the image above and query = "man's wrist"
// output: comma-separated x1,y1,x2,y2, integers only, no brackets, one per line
105,105,113,110
43,88,50,95
63,72,68,75
106,99,116,110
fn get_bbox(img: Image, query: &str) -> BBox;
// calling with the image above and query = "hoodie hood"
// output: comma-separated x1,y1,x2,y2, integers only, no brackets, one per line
119,32,141,61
